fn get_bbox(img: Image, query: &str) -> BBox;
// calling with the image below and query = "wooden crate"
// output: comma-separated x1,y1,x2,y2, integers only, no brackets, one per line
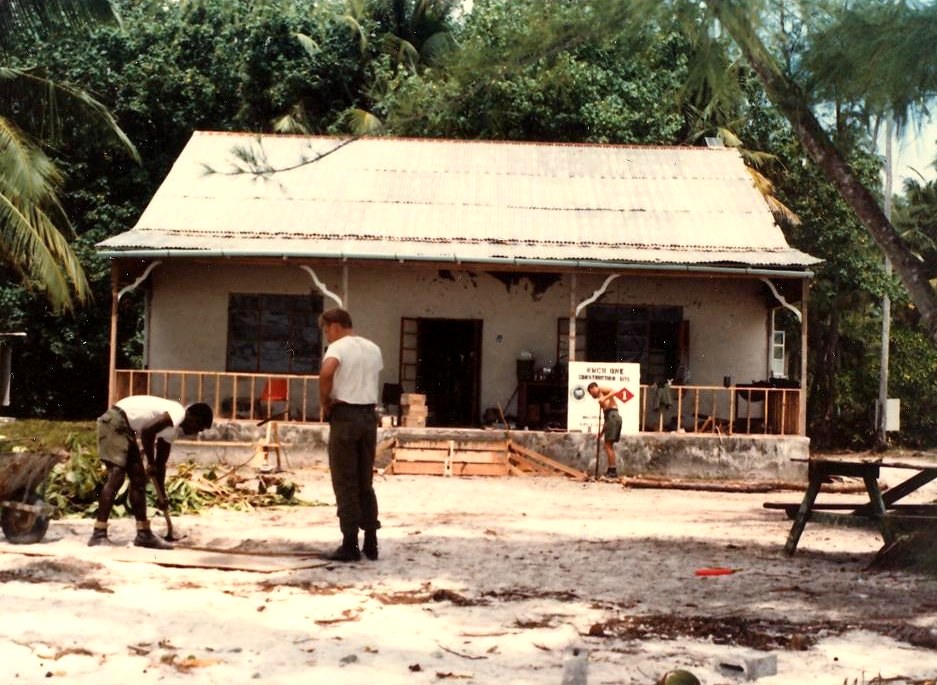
400,393,426,406
387,439,510,476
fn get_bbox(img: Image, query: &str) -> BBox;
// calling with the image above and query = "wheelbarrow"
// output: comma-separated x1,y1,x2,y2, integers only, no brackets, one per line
0,451,66,544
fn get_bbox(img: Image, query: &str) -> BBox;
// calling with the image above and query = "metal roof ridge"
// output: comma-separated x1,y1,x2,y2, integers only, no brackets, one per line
189,130,738,153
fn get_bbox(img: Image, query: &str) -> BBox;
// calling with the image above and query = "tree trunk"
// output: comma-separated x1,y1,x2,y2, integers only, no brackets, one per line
708,0,937,344
808,301,840,446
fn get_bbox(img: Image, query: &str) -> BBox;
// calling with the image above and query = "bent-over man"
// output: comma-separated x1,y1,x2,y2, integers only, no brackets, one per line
89,395,213,548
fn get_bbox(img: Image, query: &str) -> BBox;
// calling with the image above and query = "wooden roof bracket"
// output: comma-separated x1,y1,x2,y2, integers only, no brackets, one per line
760,277,802,323
300,265,343,308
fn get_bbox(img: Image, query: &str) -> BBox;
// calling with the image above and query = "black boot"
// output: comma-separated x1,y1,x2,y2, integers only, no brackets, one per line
326,532,361,562
605,467,618,479
133,529,174,550
363,529,378,561
88,529,117,547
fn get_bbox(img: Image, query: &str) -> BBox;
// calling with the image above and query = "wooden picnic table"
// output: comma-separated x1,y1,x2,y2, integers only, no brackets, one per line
764,456,937,555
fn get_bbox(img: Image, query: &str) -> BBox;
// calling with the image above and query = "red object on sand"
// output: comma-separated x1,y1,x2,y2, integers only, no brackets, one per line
695,567,737,576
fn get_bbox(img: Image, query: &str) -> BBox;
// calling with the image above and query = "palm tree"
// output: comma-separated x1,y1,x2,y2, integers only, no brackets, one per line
0,0,138,313
702,0,937,343
466,0,937,344
282,0,458,135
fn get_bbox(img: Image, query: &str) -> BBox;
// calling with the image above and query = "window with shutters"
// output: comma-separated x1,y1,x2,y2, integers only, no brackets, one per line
226,293,323,373
584,304,686,384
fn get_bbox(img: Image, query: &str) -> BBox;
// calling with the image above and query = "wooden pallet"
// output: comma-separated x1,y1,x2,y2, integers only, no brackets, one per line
384,438,587,480
386,439,510,476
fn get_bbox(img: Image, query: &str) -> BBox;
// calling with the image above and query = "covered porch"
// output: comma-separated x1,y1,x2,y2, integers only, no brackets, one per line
113,368,803,437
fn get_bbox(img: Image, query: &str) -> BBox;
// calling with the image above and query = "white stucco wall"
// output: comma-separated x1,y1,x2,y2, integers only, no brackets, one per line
144,261,777,417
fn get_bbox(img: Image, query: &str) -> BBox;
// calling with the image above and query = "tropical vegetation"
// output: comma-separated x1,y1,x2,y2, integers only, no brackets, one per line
0,0,935,450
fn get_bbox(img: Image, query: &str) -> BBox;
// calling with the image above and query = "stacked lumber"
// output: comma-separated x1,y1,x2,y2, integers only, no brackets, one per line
400,393,428,427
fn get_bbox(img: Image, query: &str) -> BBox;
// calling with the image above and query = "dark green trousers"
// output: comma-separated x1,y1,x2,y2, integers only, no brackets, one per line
328,404,380,536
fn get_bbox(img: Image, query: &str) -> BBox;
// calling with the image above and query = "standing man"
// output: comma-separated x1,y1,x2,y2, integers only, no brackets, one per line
318,307,384,562
89,396,213,548
587,382,623,479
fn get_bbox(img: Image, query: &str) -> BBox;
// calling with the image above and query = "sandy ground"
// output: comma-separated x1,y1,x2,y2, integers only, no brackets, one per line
2,467,937,685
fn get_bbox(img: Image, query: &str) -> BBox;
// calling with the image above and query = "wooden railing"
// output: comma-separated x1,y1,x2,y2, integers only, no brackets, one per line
637,383,801,436
114,370,802,435
114,369,323,423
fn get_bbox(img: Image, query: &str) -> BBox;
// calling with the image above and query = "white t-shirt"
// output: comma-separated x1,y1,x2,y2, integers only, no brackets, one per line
115,395,186,443
323,335,383,405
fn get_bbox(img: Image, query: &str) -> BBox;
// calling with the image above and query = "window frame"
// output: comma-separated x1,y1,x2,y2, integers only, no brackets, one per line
225,292,323,374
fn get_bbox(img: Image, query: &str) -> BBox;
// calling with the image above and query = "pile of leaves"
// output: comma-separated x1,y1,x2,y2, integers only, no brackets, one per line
2,419,315,517
43,448,311,518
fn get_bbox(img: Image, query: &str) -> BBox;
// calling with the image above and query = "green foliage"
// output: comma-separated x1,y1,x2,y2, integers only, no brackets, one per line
1,421,307,516
1,0,936,453
382,0,689,142
894,177,937,280
802,1,937,129
0,0,374,417
43,452,308,519
1,0,142,314
736,76,907,448
43,441,106,517
888,316,937,446
0,419,96,452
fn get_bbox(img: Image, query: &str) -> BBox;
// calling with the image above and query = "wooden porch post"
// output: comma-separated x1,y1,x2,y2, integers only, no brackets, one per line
800,278,809,436
342,263,349,309
107,262,119,408
568,273,577,363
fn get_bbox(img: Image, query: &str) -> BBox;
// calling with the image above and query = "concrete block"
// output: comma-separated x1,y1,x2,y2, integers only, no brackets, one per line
715,650,777,680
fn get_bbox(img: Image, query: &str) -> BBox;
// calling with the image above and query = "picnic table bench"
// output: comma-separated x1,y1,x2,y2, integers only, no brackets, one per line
763,456,937,555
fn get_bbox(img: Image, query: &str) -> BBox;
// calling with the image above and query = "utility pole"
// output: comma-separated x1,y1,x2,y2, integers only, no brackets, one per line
875,118,893,450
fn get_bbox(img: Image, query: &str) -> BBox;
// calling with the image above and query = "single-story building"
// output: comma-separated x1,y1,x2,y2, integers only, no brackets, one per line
96,132,819,475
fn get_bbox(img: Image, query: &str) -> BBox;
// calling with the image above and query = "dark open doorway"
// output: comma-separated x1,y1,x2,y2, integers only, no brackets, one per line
413,318,482,427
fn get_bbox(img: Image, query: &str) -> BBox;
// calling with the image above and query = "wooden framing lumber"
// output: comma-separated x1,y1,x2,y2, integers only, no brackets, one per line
385,461,509,477
384,437,586,480
507,441,587,480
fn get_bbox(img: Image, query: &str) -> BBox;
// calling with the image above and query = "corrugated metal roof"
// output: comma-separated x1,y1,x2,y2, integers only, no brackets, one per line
97,132,819,270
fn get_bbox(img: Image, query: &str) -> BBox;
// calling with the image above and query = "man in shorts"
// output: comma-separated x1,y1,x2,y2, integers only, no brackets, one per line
89,396,213,548
587,382,623,479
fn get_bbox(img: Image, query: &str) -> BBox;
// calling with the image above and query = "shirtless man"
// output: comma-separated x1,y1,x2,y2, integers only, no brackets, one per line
587,382,623,478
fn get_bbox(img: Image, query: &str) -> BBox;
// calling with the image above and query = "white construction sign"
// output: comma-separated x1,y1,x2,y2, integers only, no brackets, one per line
567,361,641,434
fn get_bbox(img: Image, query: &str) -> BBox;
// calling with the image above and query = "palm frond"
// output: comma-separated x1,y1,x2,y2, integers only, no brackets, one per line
0,115,65,209
0,117,90,312
341,108,383,135
338,14,368,52
0,0,119,40
294,32,320,59
0,67,139,163
272,103,311,134
381,34,420,71
746,166,801,227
